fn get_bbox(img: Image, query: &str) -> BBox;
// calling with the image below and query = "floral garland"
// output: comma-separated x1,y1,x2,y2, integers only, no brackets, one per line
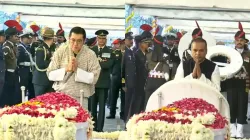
92,131,126,140
0,92,93,140
126,98,229,140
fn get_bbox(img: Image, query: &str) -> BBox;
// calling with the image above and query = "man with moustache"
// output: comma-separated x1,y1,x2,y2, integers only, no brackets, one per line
91,30,114,132
227,22,250,139
175,38,220,91
122,32,136,123
163,33,181,80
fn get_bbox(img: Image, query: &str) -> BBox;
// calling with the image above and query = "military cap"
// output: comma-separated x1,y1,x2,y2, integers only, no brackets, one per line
125,32,133,40
192,21,203,39
56,23,64,37
41,27,55,38
138,31,152,43
95,30,109,37
56,29,64,37
112,39,121,44
86,37,97,46
5,27,18,36
235,22,248,42
19,29,32,38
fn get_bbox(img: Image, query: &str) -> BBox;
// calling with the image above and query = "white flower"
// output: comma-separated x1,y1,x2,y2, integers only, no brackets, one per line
37,108,47,114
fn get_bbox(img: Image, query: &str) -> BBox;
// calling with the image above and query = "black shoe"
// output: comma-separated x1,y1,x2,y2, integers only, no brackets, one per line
106,115,116,119
96,129,103,132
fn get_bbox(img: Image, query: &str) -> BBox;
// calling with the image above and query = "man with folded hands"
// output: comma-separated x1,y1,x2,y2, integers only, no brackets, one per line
47,27,101,109
175,38,220,91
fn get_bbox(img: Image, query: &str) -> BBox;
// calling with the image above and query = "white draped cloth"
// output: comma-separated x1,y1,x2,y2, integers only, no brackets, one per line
47,44,101,99
175,62,221,91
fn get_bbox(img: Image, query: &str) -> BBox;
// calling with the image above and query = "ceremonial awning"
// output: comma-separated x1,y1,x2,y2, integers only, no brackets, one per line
126,0,250,39
0,0,125,36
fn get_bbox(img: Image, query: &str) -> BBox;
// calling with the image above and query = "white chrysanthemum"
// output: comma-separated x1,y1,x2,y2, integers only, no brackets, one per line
190,123,206,140
37,108,47,114
53,117,76,140
202,113,215,125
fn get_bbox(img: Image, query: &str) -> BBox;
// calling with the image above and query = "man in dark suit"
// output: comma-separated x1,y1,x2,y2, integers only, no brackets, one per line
90,30,114,132
122,32,136,123
32,27,55,96
0,29,6,107
17,31,35,100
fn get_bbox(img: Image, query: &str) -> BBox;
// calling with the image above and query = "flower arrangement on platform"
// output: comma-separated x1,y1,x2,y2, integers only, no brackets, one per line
0,92,92,140
126,98,228,140
92,131,126,140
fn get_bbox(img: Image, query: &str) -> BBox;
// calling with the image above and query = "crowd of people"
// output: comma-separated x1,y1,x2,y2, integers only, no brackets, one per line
0,20,249,139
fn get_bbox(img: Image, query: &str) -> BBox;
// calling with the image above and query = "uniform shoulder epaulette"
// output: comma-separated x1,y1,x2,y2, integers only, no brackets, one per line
35,46,44,51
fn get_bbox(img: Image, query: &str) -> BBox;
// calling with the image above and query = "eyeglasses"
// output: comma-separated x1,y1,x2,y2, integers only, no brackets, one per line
70,38,83,45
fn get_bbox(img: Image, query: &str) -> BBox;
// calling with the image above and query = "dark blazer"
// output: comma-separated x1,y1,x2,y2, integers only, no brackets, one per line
122,46,136,88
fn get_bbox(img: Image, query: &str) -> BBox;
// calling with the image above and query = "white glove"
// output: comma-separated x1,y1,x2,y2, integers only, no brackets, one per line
164,73,169,81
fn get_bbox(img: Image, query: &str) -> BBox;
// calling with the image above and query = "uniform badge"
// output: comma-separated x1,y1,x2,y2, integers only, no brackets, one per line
116,54,119,57
102,53,111,58
175,52,179,56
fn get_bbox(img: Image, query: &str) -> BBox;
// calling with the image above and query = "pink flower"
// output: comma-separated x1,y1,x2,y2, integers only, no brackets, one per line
136,98,227,129
0,92,90,123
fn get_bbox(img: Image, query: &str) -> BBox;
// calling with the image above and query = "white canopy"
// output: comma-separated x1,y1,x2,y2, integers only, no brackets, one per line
126,0,250,40
0,0,124,37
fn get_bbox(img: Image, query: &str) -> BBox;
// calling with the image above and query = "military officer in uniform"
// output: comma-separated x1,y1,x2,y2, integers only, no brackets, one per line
2,26,20,106
32,27,55,96
122,32,136,123
163,33,181,80
17,31,35,100
91,30,114,132
228,22,250,139
106,39,124,120
55,23,66,49
132,31,152,114
0,29,6,107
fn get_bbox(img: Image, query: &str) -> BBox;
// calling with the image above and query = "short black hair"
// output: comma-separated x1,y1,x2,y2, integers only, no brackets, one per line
69,27,86,39
191,37,207,50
